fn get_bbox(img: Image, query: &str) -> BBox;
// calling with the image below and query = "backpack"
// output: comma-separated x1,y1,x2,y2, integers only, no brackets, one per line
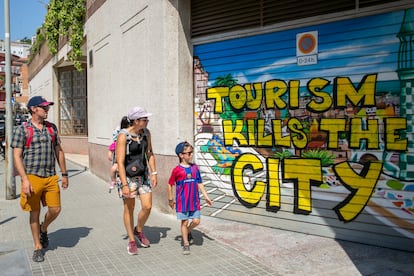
22,121,57,150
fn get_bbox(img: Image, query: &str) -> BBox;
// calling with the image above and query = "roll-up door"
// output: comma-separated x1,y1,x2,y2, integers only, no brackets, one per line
192,3,414,251
191,0,402,38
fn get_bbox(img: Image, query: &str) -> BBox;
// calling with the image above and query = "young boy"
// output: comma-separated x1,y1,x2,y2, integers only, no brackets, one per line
168,141,212,255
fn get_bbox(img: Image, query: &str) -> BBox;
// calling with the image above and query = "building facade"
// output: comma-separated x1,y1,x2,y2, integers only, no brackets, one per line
28,0,414,251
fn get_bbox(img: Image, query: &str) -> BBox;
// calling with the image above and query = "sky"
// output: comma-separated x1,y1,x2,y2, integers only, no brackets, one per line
0,0,49,41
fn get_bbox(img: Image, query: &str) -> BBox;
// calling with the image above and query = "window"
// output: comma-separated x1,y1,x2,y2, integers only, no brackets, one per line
58,67,88,136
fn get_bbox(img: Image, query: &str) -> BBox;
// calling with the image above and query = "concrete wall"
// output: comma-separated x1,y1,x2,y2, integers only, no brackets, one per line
85,0,192,211
27,59,57,122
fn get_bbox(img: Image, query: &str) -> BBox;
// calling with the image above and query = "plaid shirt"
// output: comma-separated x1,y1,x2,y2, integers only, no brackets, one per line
11,121,60,177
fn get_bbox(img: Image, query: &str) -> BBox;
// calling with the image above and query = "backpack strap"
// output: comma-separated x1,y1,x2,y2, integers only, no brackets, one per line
23,121,57,150
44,121,56,145
119,129,132,155
23,122,34,149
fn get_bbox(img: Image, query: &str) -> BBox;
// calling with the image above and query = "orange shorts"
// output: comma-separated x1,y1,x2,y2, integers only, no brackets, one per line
20,175,60,211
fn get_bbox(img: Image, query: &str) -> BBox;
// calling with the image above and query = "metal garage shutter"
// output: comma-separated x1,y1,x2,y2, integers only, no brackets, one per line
191,0,402,38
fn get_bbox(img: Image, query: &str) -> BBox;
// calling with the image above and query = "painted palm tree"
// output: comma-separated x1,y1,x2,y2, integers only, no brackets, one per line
213,74,246,126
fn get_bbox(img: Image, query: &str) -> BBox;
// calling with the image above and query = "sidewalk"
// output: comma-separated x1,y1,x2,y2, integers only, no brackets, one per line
0,158,275,276
0,156,413,275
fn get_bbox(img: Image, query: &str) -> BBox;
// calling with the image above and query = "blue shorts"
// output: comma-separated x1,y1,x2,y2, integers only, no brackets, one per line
176,210,200,220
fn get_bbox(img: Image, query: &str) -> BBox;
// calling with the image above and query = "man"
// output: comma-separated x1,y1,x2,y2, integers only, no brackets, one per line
11,96,69,262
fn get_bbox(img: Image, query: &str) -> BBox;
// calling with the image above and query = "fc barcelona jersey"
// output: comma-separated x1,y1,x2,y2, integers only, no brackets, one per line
168,164,202,213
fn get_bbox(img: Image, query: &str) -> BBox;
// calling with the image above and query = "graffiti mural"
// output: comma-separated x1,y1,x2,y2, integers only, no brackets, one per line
193,9,414,250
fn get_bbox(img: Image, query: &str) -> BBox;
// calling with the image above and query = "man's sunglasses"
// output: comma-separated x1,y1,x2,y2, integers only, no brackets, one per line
37,105,50,111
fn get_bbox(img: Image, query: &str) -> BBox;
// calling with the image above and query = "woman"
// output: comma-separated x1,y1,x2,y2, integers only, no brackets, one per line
116,106,157,255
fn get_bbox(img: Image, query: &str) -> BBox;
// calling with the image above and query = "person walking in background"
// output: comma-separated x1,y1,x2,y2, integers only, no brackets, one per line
11,96,69,262
108,116,129,192
116,106,157,255
168,141,212,255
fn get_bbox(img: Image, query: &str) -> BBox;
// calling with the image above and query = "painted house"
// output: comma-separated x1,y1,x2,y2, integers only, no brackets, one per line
28,0,414,251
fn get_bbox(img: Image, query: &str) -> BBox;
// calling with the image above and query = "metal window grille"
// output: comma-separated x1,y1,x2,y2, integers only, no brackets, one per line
58,68,88,136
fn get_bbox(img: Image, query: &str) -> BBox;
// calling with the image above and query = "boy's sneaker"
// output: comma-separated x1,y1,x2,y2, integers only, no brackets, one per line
134,228,150,248
127,241,138,255
188,232,193,244
32,249,44,262
182,245,190,255
40,223,49,248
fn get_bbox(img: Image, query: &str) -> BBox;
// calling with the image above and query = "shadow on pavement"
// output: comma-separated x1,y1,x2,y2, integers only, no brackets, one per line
173,229,214,246
46,227,92,249
121,225,172,245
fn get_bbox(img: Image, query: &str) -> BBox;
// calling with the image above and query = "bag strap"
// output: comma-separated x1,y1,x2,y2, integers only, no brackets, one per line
122,128,146,161
23,121,56,149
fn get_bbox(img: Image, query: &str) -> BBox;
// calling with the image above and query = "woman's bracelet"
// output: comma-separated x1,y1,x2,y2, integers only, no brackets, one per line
122,185,128,188
151,171,158,175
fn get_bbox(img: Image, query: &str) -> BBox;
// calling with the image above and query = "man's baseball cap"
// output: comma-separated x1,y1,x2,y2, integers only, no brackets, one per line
27,96,54,108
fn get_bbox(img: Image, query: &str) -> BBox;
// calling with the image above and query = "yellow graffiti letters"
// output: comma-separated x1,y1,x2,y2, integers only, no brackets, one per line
265,80,289,109
232,153,266,207
349,118,379,149
229,85,247,111
333,161,383,222
307,78,332,112
384,117,407,151
267,158,281,211
319,118,347,149
207,74,378,115
223,119,248,146
207,86,229,113
223,118,308,148
231,154,383,220
287,118,308,149
272,120,291,147
284,158,322,214
245,83,263,110
335,74,376,108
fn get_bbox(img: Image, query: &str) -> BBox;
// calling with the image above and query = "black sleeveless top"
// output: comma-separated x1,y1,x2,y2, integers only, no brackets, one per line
123,129,148,174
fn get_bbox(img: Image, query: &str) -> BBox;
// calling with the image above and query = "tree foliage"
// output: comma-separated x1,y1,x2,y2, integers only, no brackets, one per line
43,0,85,71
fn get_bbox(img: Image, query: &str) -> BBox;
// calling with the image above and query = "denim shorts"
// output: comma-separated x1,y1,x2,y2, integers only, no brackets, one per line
176,210,200,220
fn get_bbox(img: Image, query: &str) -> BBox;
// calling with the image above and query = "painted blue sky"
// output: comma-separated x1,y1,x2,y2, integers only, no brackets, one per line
194,10,408,88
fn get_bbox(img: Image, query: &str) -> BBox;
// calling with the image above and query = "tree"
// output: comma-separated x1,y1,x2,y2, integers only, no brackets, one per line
19,37,32,44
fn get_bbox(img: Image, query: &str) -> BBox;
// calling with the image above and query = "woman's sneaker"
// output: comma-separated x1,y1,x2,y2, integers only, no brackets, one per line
134,228,150,247
127,241,138,255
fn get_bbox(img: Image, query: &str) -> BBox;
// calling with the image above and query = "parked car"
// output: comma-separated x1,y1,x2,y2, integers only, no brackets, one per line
22,114,30,123
0,119,4,137
15,114,22,125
